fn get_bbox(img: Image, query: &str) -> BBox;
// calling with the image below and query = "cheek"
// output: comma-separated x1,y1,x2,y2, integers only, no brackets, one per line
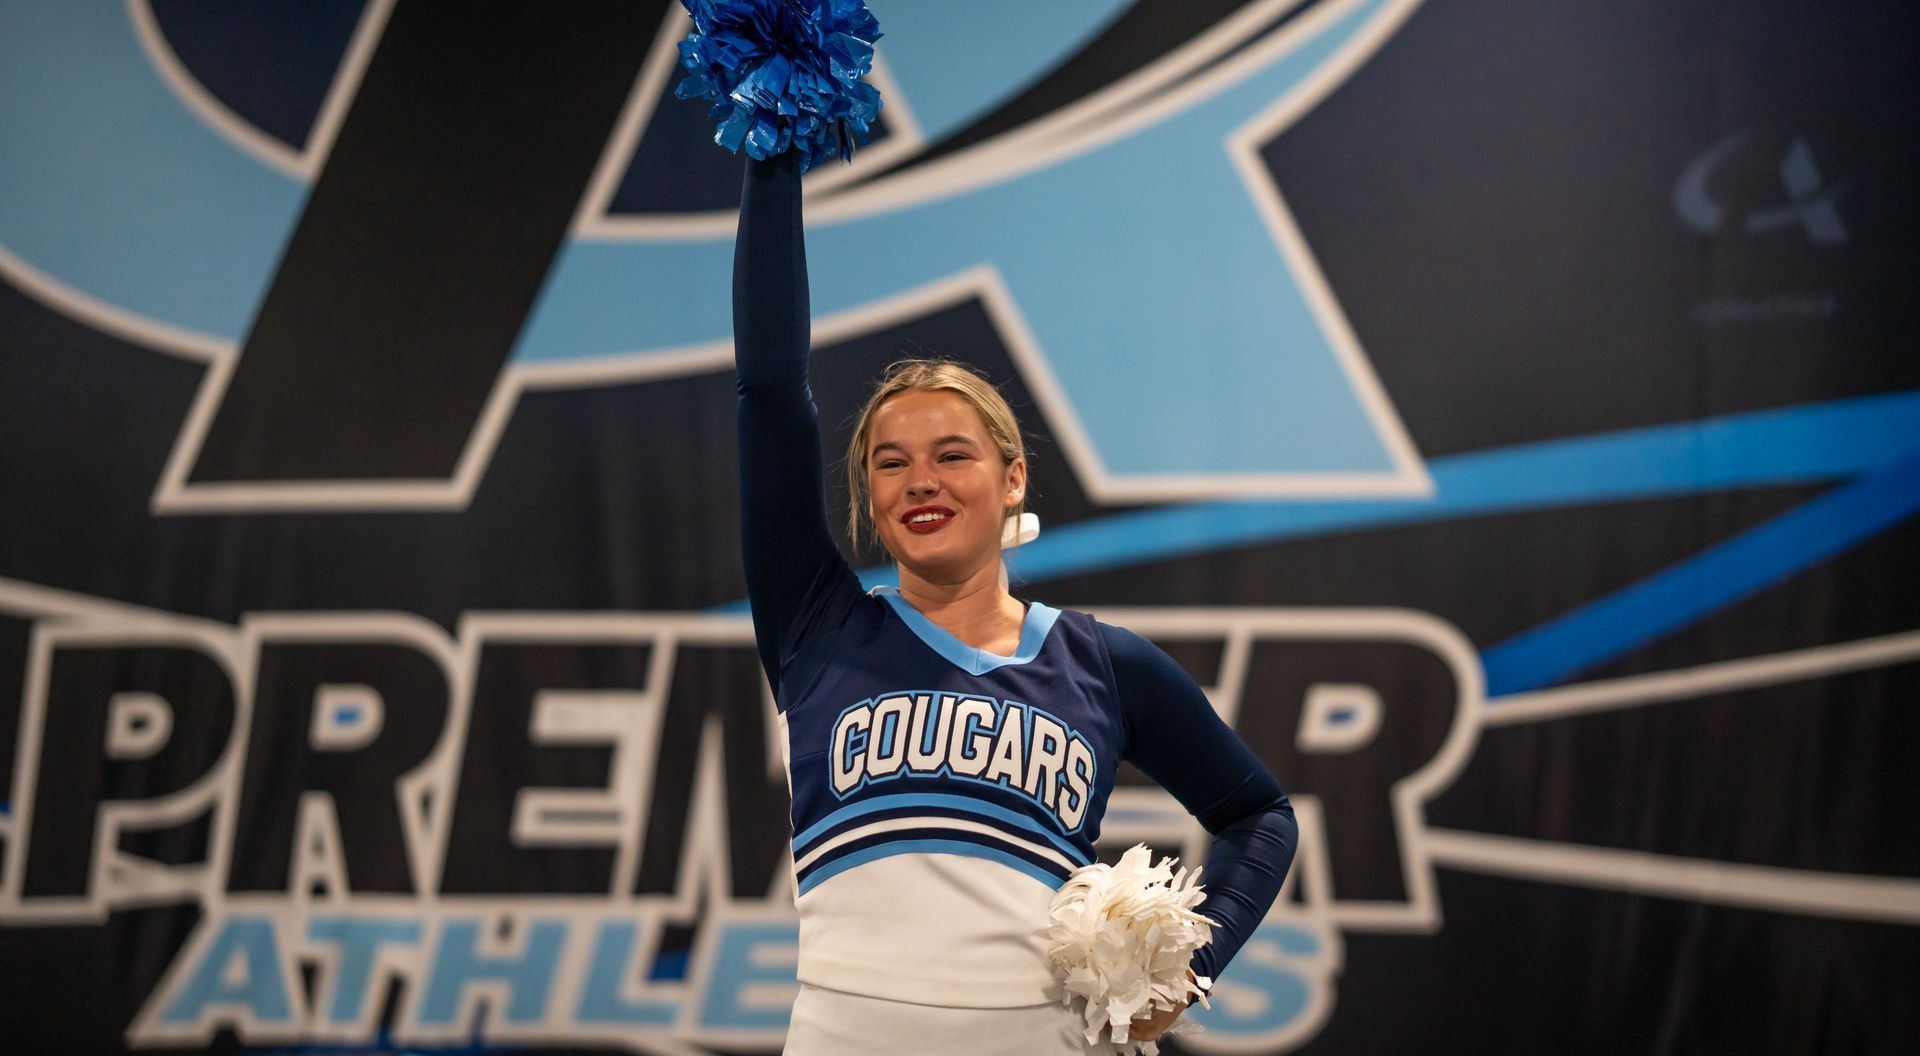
866,475,898,529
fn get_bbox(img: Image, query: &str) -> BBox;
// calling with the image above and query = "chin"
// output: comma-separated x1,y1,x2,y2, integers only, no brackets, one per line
887,536,984,578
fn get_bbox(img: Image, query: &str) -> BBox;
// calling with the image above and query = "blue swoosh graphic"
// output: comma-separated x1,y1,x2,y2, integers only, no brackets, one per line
1480,447,1920,694
996,391,1920,582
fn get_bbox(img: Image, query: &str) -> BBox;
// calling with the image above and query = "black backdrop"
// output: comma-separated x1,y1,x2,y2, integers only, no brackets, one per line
1,1,1914,1053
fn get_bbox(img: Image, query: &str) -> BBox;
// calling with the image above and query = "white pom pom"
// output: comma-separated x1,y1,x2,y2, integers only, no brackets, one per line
1046,844,1215,1055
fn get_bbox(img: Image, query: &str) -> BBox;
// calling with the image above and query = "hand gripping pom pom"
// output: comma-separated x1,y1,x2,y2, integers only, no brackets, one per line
674,0,884,173
1046,845,1216,1055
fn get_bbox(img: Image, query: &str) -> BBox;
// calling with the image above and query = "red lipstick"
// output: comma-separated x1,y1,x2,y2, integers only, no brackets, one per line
900,505,955,534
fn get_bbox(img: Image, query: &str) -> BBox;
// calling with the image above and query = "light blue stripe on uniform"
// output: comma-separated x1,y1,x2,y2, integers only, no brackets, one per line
795,839,1069,896
872,586,1061,674
792,792,1091,864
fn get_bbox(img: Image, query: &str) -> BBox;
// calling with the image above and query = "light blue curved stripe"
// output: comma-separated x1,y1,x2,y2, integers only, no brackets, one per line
1482,447,1920,695
0,1,303,336
1001,390,1920,582
793,792,1090,863
795,839,1066,896
873,586,1060,673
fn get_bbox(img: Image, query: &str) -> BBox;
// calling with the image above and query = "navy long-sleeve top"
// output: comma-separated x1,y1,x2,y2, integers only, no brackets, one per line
733,154,1296,1002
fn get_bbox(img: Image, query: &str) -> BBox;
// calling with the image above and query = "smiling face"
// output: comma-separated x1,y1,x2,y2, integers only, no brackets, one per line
865,389,1026,584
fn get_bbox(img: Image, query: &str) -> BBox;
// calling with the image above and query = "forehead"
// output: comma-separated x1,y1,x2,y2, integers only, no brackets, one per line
867,389,991,447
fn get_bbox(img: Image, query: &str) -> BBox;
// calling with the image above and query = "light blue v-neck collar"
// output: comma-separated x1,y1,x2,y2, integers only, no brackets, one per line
872,586,1061,675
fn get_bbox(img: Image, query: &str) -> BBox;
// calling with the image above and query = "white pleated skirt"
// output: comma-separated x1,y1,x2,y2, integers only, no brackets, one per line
784,983,1099,1056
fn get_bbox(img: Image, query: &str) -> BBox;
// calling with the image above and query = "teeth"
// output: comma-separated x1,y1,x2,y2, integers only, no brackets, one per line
909,512,945,524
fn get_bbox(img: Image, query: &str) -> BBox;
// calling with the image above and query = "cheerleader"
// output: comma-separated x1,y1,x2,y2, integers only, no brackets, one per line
689,4,1299,1052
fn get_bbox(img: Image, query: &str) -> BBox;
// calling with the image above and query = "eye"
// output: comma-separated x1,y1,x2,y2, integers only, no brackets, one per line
939,451,971,463
875,457,907,470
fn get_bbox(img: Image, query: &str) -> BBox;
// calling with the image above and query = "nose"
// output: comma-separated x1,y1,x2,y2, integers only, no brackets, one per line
905,464,939,500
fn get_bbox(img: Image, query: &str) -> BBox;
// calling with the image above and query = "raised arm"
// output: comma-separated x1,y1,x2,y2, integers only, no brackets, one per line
1101,624,1298,984
734,155,861,691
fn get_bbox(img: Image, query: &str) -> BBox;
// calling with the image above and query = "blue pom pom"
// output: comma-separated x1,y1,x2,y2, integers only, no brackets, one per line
675,0,884,173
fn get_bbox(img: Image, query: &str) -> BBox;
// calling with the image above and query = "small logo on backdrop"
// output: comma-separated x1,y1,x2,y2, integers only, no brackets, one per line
1675,130,1846,325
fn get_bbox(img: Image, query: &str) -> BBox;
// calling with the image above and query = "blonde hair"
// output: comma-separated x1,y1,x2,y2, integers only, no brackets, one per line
844,358,1027,554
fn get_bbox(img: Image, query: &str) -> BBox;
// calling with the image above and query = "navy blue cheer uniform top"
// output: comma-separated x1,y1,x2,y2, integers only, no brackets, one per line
734,155,1297,1007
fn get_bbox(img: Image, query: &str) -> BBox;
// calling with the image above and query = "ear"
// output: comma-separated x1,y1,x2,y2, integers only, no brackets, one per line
1004,457,1027,508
